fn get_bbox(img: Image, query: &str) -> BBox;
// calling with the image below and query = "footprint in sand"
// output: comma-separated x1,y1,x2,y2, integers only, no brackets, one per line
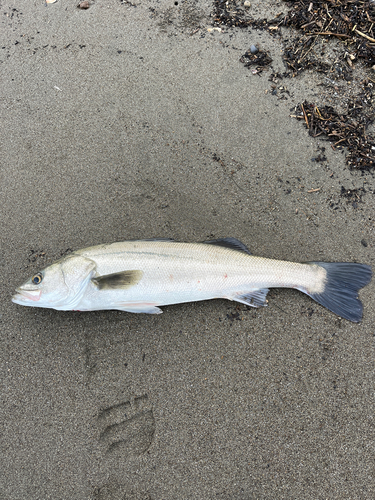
97,394,155,456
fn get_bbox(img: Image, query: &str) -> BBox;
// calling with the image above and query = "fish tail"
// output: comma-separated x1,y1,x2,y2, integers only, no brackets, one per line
303,262,372,322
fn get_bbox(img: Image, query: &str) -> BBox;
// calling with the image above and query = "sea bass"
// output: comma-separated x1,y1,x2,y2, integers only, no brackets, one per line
12,238,371,322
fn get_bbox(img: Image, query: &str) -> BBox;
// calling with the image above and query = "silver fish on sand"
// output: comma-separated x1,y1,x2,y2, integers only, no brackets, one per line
12,238,371,322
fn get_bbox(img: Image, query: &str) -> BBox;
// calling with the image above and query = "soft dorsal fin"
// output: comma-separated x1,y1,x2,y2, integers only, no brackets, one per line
136,238,175,242
92,270,143,290
203,237,251,254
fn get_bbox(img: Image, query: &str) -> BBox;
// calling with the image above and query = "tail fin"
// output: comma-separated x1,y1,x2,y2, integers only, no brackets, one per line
304,262,372,322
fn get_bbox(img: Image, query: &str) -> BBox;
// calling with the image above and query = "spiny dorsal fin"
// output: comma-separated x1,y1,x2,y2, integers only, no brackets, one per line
92,270,143,290
203,237,251,255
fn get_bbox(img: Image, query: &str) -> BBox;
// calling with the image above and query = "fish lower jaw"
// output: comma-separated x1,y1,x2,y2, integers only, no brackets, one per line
12,289,42,303
12,293,32,305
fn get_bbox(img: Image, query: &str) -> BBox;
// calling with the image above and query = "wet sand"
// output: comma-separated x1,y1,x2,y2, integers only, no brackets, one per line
1,0,374,498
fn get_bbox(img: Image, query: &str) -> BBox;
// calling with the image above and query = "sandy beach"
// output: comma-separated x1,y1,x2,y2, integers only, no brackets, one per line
1,0,374,498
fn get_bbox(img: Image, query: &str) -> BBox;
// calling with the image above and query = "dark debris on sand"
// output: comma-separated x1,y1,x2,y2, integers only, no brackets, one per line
213,0,375,71
292,83,375,170
239,49,273,74
213,0,284,32
282,0,375,70
212,0,375,170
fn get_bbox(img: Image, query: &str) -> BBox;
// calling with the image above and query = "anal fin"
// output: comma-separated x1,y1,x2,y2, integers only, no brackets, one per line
233,288,269,308
115,302,163,314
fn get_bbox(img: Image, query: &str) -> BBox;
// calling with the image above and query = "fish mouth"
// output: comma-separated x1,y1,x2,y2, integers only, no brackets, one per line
12,288,42,303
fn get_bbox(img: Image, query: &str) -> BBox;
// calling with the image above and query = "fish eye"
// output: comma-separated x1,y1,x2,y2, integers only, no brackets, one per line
31,273,43,285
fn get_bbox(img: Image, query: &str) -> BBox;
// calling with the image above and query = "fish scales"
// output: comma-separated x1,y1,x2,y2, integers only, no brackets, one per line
77,241,319,289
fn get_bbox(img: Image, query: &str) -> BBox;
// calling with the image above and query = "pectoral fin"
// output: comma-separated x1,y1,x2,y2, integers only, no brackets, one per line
233,288,269,308
92,270,143,290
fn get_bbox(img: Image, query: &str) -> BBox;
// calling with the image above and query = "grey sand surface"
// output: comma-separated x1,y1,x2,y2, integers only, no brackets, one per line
1,0,374,498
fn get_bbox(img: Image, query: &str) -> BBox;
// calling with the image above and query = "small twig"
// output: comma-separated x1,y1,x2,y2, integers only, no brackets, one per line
301,21,316,29
298,42,316,64
307,187,322,193
301,103,309,127
334,137,347,146
314,107,331,121
306,32,349,38
354,29,375,43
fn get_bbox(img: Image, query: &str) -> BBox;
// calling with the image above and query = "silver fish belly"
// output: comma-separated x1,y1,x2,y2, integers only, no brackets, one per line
12,238,372,322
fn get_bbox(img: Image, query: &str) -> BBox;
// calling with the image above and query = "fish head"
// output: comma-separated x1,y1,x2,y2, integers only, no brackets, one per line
12,254,96,309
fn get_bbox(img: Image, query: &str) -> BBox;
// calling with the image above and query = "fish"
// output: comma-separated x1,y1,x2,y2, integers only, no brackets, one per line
12,238,372,322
